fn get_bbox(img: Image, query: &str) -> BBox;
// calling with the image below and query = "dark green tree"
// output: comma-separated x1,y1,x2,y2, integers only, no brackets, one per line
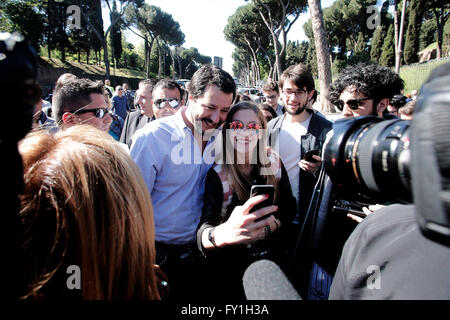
247,0,308,80
224,3,272,85
45,0,72,61
320,0,377,61
303,21,318,77
404,0,426,64
419,18,437,51
109,1,123,68
370,25,386,62
1,0,45,53
90,0,104,65
285,40,309,67
427,0,450,58
124,4,184,78
354,31,367,54
380,23,395,67
75,0,144,78
175,47,211,79
159,16,184,79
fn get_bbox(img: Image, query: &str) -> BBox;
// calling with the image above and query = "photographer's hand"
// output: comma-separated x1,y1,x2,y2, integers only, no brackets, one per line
347,204,386,223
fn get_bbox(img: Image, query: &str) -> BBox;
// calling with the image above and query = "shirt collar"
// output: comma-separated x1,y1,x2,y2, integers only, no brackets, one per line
173,106,188,131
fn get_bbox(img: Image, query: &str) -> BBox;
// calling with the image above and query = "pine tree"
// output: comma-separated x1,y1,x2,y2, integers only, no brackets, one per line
370,25,386,63
380,23,395,67
404,0,426,64
354,32,366,54
109,1,122,68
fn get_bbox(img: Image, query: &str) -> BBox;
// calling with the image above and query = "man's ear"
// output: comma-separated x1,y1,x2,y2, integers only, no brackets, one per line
62,112,78,126
376,98,390,116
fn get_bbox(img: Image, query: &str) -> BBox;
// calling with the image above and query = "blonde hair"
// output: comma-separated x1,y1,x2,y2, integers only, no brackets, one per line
18,125,160,300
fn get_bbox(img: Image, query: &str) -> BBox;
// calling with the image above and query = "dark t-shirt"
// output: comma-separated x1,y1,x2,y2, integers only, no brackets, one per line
329,204,450,300
111,95,129,120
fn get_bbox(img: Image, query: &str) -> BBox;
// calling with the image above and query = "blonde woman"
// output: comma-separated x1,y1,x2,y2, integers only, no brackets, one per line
196,101,296,300
18,125,160,299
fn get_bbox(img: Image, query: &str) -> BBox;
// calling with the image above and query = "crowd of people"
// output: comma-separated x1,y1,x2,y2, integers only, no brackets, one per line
4,31,450,302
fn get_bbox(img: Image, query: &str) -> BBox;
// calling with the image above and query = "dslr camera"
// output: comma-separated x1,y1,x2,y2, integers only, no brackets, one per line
323,116,412,214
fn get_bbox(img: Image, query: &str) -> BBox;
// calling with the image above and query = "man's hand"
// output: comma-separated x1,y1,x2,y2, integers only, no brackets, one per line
347,204,386,223
299,154,322,175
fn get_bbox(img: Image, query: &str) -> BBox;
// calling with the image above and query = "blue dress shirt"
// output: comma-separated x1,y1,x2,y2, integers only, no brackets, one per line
130,110,217,244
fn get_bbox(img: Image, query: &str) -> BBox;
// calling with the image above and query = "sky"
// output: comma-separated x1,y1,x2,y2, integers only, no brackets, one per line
104,0,337,75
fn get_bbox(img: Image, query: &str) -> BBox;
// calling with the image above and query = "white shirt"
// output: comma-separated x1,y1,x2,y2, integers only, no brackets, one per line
278,114,311,211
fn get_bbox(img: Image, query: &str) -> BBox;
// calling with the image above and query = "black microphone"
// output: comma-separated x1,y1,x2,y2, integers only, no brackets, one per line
243,259,302,300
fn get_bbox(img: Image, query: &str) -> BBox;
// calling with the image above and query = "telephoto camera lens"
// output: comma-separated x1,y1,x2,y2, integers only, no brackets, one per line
323,116,412,204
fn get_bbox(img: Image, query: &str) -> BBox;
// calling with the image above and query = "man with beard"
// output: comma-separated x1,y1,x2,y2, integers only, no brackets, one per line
290,62,404,301
331,63,404,119
267,64,333,251
130,64,236,300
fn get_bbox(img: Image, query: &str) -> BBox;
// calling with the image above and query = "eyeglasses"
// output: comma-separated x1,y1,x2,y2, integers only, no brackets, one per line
74,108,110,119
282,89,306,97
154,98,180,109
229,120,261,131
336,97,371,111
263,95,277,101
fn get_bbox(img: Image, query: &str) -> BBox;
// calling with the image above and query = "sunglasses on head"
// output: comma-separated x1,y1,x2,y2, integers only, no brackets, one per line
154,98,179,109
229,120,261,131
74,108,110,119
336,97,371,111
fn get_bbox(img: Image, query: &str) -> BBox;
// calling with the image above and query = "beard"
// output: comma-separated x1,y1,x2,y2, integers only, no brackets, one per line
285,101,307,116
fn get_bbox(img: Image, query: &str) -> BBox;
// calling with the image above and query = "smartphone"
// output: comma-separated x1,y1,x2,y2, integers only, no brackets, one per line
332,205,366,218
304,149,320,163
250,185,275,221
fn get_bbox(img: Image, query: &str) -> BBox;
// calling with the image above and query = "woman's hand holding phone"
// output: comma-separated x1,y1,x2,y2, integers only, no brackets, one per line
213,193,278,247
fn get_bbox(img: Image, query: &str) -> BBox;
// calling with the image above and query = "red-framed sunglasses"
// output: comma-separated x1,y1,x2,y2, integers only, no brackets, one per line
229,120,261,131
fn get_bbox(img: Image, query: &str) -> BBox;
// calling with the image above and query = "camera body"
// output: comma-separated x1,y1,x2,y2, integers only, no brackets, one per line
323,116,412,206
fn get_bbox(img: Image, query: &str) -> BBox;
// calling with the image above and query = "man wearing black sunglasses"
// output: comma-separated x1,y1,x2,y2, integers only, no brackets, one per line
330,63,404,119
52,78,112,132
151,79,185,119
290,63,405,300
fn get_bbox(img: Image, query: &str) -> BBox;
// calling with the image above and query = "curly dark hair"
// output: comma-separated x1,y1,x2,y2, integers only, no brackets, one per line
330,63,404,109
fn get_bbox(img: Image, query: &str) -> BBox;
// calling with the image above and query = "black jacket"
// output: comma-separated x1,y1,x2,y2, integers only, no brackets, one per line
196,164,297,299
119,110,154,147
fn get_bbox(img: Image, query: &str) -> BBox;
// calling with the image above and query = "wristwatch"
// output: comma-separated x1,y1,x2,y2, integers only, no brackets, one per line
208,228,219,249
